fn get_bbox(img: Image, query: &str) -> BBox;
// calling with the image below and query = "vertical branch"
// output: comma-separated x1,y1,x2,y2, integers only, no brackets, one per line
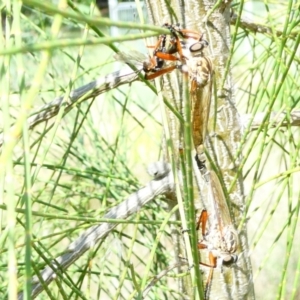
145,0,255,299
200,1,255,299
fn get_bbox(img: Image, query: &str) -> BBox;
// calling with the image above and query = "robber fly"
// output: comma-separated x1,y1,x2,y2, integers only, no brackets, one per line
115,24,213,151
162,23,209,60
114,33,179,80
160,24,214,154
196,159,238,299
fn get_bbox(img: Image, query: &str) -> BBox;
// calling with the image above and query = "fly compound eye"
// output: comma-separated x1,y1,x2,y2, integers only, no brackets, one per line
222,254,238,266
143,61,152,72
189,40,209,53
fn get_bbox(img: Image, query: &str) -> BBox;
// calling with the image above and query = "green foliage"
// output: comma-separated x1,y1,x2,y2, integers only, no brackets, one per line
0,1,175,299
0,0,299,299
231,1,300,299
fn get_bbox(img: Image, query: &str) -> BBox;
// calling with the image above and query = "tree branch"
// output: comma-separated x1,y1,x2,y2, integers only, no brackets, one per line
0,67,141,148
241,110,300,131
230,12,299,39
17,162,175,300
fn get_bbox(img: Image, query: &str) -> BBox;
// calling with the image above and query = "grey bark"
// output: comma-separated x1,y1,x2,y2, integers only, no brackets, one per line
145,0,255,299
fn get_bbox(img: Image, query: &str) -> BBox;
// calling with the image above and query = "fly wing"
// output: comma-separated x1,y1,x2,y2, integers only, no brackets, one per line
114,51,148,67
208,170,238,255
208,170,233,230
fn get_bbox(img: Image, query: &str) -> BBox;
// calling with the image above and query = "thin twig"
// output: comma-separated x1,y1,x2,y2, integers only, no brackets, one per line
142,261,189,297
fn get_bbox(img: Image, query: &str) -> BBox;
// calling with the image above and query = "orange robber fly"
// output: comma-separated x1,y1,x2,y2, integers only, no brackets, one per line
114,24,207,81
114,32,179,80
196,162,238,299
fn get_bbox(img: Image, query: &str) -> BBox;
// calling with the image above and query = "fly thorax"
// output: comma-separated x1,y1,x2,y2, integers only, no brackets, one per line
221,226,238,253
206,227,223,250
186,57,211,87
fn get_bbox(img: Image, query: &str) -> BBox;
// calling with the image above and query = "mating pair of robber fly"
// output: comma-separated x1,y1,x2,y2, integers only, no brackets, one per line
117,24,238,299
115,23,209,81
